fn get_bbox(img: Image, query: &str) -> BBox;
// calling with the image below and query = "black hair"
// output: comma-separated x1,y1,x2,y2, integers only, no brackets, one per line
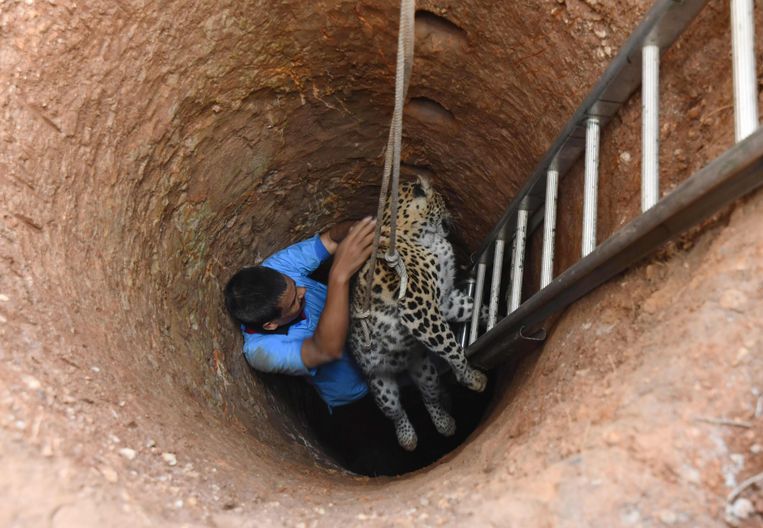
224,266,287,330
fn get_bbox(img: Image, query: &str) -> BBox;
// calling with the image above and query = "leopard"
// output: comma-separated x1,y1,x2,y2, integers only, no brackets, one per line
349,174,488,451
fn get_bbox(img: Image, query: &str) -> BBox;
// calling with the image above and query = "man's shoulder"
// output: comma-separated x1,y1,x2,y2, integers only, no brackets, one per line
260,234,329,276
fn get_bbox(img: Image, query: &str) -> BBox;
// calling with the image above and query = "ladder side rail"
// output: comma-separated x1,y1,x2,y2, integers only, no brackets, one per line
470,0,709,269
467,127,763,362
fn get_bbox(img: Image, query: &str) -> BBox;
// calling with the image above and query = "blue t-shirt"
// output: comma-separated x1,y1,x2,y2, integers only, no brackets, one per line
241,234,368,409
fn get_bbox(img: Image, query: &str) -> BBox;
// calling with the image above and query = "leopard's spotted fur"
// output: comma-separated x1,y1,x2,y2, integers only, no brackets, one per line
349,175,487,451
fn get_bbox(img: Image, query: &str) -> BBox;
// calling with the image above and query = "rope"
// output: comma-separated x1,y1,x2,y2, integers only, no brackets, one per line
357,0,415,318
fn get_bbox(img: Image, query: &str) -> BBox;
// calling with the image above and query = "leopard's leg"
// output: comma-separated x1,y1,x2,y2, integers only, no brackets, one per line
409,351,455,437
440,288,476,322
441,288,491,324
401,304,487,393
367,374,417,451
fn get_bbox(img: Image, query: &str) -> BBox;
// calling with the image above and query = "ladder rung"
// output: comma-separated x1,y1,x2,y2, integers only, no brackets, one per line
468,258,487,345
509,206,529,313
487,238,505,331
457,277,476,348
540,168,559,289
642,43,660,212
732,0,760,142
581,117,600,258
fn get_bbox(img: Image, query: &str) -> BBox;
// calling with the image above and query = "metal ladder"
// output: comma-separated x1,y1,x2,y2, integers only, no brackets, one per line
459,0,763,370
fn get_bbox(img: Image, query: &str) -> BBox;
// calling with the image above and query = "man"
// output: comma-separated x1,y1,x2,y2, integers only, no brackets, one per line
224,217,377,410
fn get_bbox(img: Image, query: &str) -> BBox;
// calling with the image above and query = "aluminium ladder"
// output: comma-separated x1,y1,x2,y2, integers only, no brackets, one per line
459,0,763,370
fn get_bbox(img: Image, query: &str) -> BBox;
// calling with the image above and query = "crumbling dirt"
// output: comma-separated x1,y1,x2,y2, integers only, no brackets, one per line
0,0,761,526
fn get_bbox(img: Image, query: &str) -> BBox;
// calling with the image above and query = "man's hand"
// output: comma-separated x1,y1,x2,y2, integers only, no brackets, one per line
301,217,376,369
329,220,357,244
319,218,370,255
329,217,377,283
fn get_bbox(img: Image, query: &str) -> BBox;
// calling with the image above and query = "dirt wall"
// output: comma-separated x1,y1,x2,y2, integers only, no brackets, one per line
0,0,761,526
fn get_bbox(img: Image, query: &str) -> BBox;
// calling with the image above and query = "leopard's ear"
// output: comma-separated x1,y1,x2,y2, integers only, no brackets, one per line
413,174,431,197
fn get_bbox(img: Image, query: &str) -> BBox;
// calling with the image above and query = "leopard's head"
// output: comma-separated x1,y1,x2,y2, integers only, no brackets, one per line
384,175,451,236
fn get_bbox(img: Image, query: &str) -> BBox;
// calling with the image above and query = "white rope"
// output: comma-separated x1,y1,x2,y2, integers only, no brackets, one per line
357,0,415,318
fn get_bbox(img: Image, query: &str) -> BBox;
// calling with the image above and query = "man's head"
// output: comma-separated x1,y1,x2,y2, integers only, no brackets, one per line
224,266,306,331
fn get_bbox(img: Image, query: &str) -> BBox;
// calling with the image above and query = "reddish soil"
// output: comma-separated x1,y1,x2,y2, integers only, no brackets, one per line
0,0,761,526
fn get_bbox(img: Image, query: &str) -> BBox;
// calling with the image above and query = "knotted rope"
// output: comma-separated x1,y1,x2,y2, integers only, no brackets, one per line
357,0,415,320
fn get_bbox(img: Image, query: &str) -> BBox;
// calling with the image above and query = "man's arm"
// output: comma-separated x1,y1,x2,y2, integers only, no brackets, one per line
302,217,376,368
243,335,310,376
262,235,331,277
